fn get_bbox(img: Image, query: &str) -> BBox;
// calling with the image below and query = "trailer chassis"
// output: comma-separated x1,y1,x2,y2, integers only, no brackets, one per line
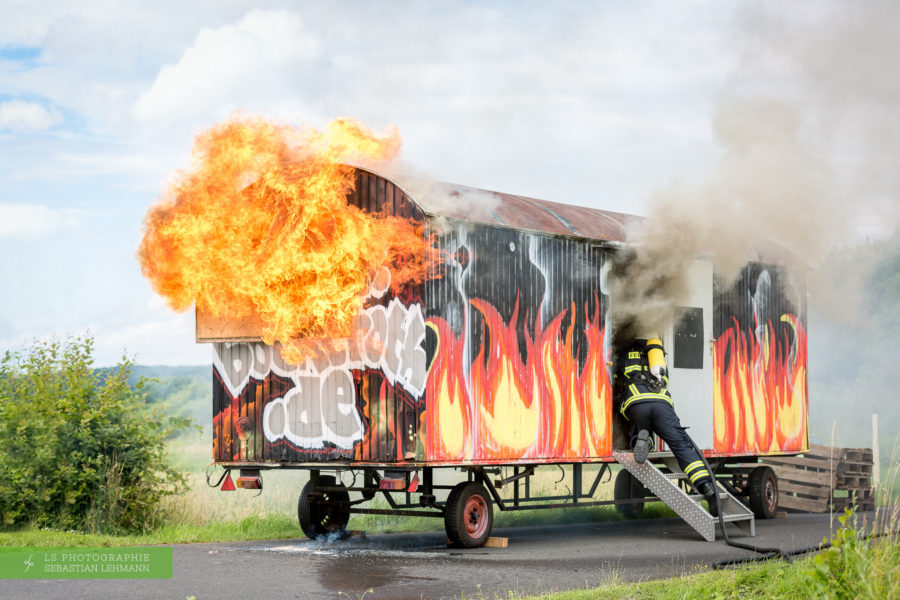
215,456,779,547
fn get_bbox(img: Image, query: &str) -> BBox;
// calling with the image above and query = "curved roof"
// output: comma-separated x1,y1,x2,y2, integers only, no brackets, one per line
385,173,636,243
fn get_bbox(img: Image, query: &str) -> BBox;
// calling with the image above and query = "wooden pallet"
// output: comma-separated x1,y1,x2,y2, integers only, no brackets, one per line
761,444,874,513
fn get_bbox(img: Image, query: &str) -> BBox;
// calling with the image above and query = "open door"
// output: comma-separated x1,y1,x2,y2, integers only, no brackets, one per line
663,259,714,450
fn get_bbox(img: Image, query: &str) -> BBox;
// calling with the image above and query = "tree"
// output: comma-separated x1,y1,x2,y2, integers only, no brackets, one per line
0,335,189,533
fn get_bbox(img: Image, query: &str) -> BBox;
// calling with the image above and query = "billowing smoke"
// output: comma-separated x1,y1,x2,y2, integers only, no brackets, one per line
389,168,502,234
611,1,900,344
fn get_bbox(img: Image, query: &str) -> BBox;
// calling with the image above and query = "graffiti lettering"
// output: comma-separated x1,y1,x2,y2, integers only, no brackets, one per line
213,297,426,450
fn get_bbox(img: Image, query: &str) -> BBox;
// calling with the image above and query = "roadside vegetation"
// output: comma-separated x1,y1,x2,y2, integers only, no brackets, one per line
518,505,899,600
0,336,191,534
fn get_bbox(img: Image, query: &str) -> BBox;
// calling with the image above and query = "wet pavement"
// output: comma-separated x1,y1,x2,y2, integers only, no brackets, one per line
0,511,875,600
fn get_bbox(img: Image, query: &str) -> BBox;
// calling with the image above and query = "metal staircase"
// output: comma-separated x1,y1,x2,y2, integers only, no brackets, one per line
613,451,755,542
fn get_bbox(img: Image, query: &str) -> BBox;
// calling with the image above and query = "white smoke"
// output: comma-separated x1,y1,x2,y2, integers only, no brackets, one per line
611,1,900,337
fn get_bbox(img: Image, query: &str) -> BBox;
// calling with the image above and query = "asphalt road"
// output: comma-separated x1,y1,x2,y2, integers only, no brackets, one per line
0,511,874,600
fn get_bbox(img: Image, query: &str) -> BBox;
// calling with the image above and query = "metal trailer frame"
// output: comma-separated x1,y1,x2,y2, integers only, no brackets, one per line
216,453,783,546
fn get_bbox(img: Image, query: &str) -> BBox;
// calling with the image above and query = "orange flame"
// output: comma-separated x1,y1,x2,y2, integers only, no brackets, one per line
713,314,808,454
138,114,426,363
425,318,472,460
426,295,612,461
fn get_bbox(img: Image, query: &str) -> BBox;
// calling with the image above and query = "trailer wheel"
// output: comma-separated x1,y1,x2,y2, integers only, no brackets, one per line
445,481,493,548
614,469,646,519
747,466,778,519
298,475,350,539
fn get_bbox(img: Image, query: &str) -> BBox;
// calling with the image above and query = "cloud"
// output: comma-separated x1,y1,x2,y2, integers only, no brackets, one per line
0,204,86,239
90,307,207,366
0,99,61,132
134,9,321,125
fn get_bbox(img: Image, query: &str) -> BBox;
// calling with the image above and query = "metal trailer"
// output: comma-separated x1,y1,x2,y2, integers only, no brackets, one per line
199,167,808,546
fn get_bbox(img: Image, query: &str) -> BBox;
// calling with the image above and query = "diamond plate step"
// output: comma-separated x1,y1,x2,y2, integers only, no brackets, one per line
647,451,674,459
613,451,755,542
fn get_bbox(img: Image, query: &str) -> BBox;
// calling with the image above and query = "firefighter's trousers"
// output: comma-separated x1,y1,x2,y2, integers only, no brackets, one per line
624,400,712,490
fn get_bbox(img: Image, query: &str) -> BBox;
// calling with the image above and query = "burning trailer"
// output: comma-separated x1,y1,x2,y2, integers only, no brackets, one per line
192,167,808,547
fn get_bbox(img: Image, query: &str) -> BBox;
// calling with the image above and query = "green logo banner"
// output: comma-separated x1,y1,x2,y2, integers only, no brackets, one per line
0,547,173,579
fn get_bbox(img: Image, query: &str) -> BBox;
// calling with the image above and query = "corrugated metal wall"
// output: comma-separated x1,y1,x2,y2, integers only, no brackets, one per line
423,220,614,462
712,262,808,455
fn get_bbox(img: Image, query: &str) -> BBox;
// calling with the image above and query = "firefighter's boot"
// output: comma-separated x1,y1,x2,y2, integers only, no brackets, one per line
633,429,650,464
698,481,718,517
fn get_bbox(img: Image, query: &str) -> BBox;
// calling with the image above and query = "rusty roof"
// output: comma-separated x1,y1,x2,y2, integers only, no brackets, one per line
387,174,636,242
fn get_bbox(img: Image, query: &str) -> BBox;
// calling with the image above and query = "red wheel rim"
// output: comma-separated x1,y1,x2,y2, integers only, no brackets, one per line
765,477,777,513
463,494,489,538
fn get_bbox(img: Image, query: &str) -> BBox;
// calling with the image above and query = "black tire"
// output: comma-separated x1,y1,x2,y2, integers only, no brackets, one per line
445,481,494,548
614,468,646,519
298,475,351,539
747,466,778,519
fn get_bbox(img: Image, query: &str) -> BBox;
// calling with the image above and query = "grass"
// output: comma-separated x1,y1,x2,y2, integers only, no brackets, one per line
1,433,673,546
519,557,817,600
0,514,300,548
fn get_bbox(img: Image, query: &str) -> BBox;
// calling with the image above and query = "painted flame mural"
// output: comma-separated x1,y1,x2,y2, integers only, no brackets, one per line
426,296,611,462
712,267,808,454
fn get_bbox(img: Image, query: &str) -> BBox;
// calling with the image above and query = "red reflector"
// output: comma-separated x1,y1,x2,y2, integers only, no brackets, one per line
379,478,406,490
221,472,236,491
407,473,420,493
236,476,262,490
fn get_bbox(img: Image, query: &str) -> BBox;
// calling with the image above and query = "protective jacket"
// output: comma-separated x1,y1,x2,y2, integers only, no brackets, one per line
618,340,672,418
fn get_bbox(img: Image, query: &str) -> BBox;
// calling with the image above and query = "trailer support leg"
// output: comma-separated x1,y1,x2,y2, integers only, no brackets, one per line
514,467,520,508
573,464,582,504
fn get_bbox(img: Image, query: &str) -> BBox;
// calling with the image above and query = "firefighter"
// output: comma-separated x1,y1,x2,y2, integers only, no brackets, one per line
615,337,718,514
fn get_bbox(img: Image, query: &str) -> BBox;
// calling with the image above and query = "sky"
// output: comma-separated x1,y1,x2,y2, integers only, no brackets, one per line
0,0,896,366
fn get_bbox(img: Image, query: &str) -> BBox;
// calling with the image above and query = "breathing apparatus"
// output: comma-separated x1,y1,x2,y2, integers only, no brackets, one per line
645,337,667,382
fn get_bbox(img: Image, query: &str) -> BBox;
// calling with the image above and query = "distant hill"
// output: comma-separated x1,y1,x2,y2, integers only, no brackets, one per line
127,364,209,383
96,364,210,433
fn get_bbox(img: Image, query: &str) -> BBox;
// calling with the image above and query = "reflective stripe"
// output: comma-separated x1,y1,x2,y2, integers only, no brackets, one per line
624,365,643,374
620,392,674,414
689,469,710,483
684,461,704,474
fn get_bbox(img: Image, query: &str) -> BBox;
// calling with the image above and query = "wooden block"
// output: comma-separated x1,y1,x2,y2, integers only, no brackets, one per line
843,448,874,460
807,444,848,461
771,466,835,486
764,456,836,471
484,537,509,549
839,474,873,488
779,480,832,498
779,494,828,513
838,462,873,473
776,511,788,518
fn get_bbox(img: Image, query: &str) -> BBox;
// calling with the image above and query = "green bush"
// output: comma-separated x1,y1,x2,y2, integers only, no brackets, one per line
806,508,900,600
0,335,190,533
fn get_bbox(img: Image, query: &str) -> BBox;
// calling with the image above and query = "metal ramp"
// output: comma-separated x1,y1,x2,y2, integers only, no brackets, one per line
613,451,755,542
